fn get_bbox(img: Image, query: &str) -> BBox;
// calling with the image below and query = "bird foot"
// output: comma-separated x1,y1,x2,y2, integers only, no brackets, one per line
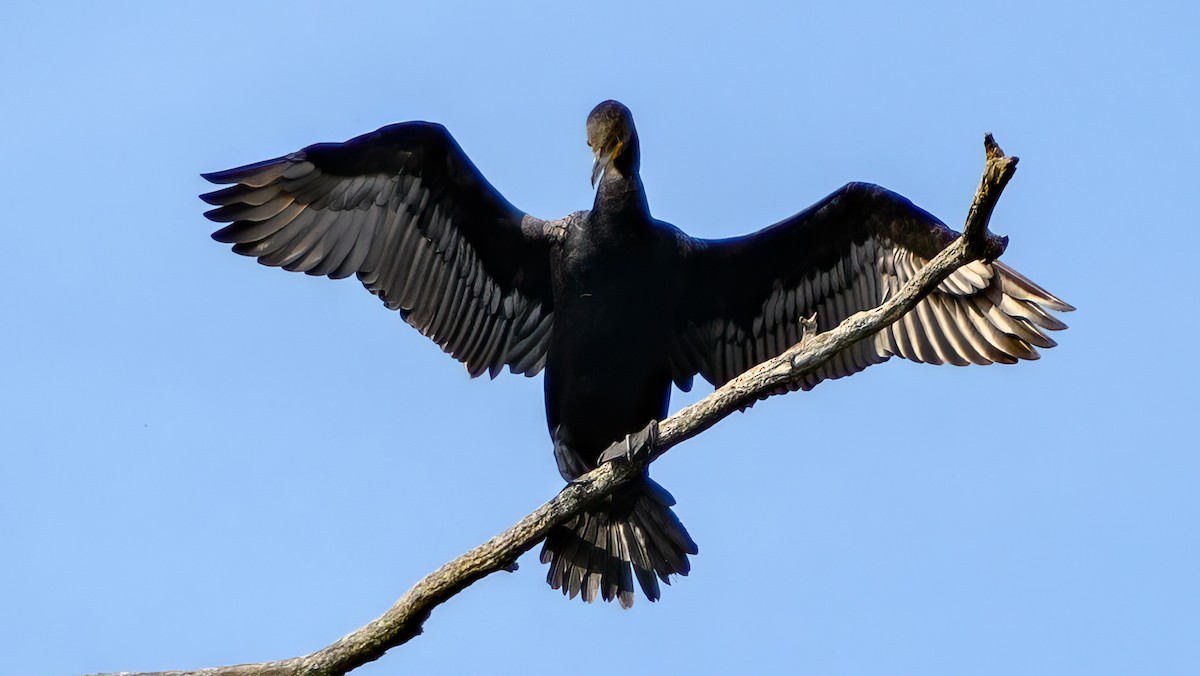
598,421,660,466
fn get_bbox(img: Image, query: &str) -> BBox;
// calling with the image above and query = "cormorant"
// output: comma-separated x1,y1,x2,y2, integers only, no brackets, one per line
202,100,1072,608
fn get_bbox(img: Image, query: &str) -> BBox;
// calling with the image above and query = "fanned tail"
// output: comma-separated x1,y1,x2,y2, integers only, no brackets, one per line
539,478,697,608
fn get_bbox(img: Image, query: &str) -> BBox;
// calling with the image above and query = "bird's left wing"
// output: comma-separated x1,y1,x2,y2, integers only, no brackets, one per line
670,182,1073,393
202,122,555,378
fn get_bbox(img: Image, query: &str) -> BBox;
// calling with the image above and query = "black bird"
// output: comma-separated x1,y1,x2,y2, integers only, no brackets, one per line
201,100,1072,608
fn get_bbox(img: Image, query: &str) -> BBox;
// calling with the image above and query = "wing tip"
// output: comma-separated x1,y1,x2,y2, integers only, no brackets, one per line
200,166,249,184
994,260,1075,313
210,223,245,244
202,204,235,223
200,155,293,186
199,186,232,206
1053,299,1077,313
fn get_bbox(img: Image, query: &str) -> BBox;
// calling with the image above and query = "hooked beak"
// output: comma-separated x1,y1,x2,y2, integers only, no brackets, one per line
590,158,602,188
590,150,608,188
590,139,623,189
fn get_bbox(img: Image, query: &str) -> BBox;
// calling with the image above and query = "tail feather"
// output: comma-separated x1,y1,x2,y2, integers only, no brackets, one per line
540,478,697,608
621,521,659,600
637,479,697,574
583,515,608,601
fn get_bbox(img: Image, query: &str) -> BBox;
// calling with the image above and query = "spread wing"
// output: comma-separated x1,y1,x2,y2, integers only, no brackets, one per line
202,122,555,378
671,182,1074,392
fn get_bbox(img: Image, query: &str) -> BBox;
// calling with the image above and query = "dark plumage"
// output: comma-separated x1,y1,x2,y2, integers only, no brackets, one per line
201,100,1072,608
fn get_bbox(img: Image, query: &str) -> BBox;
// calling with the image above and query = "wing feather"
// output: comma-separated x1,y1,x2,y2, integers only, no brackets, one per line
673,182,1072,397
202,122,555,377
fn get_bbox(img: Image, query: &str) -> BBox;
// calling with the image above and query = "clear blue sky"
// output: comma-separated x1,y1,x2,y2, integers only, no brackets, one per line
2,2,1196,675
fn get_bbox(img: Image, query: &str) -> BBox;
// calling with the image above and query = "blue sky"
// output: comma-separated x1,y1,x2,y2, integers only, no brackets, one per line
2,2,1196,675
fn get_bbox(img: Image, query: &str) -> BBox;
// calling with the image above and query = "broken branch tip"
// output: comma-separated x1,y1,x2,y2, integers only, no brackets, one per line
983,133,1007,161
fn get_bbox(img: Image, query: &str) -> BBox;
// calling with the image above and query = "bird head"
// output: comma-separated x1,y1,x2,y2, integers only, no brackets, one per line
587,100,637,188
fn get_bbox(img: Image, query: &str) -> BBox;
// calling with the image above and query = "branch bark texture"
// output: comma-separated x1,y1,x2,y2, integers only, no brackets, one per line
90,135,1019,676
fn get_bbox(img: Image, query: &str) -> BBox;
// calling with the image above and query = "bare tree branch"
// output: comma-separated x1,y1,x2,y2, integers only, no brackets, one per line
89,134,1019,676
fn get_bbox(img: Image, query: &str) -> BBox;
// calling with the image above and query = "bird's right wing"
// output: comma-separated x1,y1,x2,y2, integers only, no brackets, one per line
671,182,1073,393
202,122,556,378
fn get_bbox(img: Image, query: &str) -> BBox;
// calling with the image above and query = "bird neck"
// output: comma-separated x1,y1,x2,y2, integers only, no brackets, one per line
595,133,649,216
595,171,650,217
614,129,641,177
